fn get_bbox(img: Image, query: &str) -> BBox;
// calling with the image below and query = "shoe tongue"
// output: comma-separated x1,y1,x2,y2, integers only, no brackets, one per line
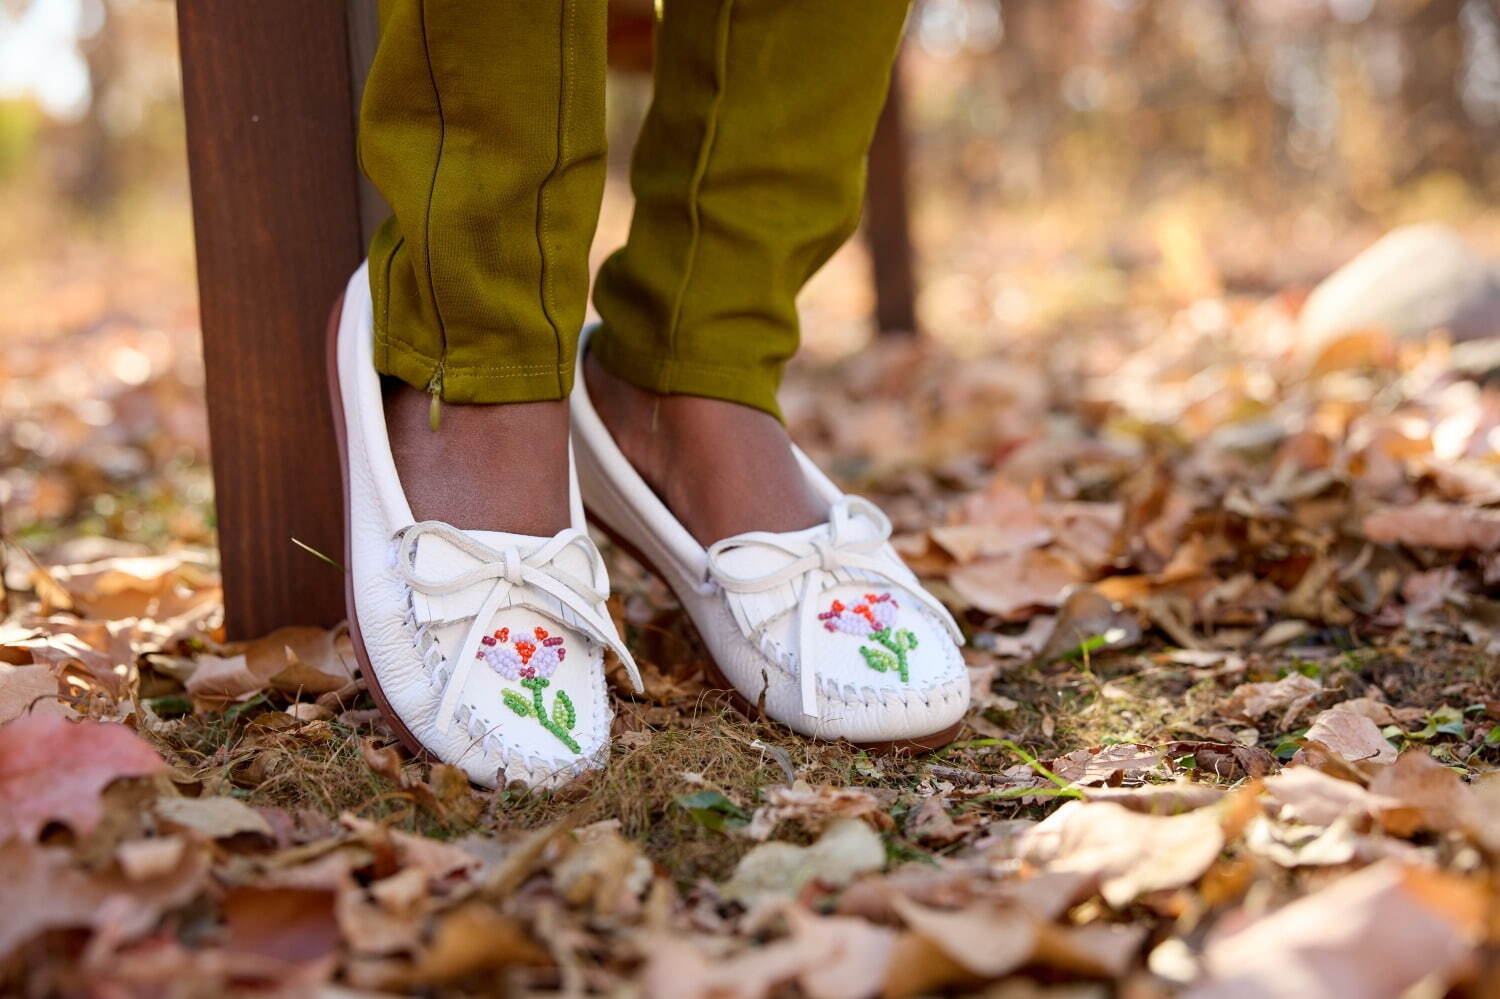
413,527,591,583
712,515,884,577
409,525,597,628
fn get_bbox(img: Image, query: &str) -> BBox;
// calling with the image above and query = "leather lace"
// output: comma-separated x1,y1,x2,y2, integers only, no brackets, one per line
397,522,642,737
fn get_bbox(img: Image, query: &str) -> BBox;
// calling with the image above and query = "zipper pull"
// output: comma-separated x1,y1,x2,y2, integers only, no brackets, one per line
427,364,444,432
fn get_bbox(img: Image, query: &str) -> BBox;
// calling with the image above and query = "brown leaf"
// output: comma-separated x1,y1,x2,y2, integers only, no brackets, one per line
358,739,479,820
1263,765,1379,828
889,895,1037,979
880,930,980,999
640,934,813,999
1032,921,1149,978
786,908,898,999
386,903,548,989
1046,743,1164,788
1217,673,1321,725
48,554,219,620
1325,695,1408,726
1187,862,1483,999
241,625,356,696
0,714,165,841
1036,584,1142,661
1085,783,1227,814
0,835,207,960
1363,501,1500,552
948,548,1084,620
154,795,275,840
929,523,1050,563
222,885,341,965
901,796,986,846
183,652,278,710
1366,750,1479,837
1018,800,1226,907
1170,741,1277,781
744,783,892,841
0,663,74,724
116,835,190,882
723,819,886,904
1042,500,1124,571
1297,708,1397,767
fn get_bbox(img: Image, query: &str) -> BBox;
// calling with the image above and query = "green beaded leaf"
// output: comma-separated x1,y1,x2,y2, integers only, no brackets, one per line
552,690,576,732
893,628,919,652
861,645,899,673
502,690,532,717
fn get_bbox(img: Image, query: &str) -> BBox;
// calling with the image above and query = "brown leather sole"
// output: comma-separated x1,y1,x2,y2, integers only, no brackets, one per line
585,510,963,756
326,290,430,762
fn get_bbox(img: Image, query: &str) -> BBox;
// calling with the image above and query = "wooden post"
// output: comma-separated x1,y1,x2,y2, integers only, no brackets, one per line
864,49,918,337
177,2,364,638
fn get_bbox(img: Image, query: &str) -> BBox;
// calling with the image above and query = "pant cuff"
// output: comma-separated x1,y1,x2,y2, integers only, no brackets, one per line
590,327,784,421
375,337,574,404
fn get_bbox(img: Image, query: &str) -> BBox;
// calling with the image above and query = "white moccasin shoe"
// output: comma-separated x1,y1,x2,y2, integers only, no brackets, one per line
570,329,968,749
329,266,642,789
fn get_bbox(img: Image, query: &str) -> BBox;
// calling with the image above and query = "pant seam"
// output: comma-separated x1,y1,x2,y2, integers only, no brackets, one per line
416,0,450,369
533,0,571,397
374,235,402,368
663,0,735,388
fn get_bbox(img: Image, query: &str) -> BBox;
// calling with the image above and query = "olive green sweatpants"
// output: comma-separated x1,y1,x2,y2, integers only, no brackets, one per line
359,0,910,419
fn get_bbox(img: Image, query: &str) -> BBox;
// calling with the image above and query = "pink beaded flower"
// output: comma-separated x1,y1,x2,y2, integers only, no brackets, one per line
476,626,579,753
818,593,918,682
476,625,567,681
819,593,899,637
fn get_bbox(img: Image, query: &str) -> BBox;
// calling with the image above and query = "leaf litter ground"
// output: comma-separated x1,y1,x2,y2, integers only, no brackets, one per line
4,275,1500,996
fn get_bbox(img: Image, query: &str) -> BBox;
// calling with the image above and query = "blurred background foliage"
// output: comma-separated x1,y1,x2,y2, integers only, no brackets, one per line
0,0,1496,547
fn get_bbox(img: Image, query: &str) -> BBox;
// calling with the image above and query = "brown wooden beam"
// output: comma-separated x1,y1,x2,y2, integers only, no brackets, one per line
865,50,918,338
177,1,362,637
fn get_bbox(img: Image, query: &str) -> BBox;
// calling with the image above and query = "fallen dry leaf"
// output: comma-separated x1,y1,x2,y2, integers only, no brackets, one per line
0,835,207,961
1366,750,1479,837
1263,765,1380,828
1298,707,1398,767
1217,673,1321,725
1169,741,1277,781
0,714,165,841
183,652,276,709
1046,743,1164,788
1019,800,1226,908
0,663,73,723
222,885,341,966
744,783,892,841
1362,502,1500,551
1187,862,1483,999
240,625,356,696
723,819,885,904
949,548,1085,620
155,795,275,840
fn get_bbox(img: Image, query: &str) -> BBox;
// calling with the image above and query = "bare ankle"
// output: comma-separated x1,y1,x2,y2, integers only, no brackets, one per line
583,355,827,545
383,381,572,536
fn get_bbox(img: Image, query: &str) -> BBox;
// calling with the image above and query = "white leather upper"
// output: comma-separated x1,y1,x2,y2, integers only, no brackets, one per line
570,328,970,743
337,265,639,789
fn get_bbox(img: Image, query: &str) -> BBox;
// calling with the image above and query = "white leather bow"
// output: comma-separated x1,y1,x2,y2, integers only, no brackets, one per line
705,496,962,719
397,521,642,736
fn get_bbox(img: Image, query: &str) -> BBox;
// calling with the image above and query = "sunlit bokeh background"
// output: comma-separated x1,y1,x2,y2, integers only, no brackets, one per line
0,0,1497,559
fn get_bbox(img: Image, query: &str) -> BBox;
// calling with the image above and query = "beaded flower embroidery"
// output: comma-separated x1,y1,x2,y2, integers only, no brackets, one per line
818,593,919,682
476,626,579,753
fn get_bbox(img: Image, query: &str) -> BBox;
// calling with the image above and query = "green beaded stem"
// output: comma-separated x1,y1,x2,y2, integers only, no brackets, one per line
501,676,580,754
858,627,919,682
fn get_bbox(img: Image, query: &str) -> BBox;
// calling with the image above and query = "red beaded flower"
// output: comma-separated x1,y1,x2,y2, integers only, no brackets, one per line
818,593,899,636
476,625,567,681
